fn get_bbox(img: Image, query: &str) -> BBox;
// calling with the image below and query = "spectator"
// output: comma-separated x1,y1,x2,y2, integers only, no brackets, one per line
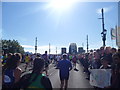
104,47,113,65
111,48,117,54
100,56,111,69
111,52,120,88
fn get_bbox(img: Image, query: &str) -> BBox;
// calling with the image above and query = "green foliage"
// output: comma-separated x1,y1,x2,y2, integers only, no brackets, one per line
2,39,24,54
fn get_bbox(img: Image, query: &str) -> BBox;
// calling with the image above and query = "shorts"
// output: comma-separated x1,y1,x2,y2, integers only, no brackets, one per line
60,75,69,81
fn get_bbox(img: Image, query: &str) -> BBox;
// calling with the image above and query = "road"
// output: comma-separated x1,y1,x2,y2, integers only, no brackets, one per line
20,61,94,89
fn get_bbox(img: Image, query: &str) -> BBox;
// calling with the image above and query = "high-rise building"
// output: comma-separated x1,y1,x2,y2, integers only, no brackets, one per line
61,48,66,54
69,43,77,54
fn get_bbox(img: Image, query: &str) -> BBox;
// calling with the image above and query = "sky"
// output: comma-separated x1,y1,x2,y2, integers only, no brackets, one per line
2,0,119,54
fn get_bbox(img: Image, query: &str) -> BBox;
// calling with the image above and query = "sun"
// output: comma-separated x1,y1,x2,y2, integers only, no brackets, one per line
47,0,76,12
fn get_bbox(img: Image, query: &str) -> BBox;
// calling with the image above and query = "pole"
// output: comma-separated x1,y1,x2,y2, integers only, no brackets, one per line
101,8,106,47
35,37,37,54
87,35,89,53
49,43,50,55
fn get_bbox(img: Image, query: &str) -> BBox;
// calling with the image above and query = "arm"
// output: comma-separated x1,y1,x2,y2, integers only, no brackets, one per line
41,76,52,90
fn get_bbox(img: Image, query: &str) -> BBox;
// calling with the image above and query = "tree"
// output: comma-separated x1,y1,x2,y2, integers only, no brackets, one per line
2,39,24,54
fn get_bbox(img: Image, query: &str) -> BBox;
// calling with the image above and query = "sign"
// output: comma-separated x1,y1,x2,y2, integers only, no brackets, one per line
89,69,111,88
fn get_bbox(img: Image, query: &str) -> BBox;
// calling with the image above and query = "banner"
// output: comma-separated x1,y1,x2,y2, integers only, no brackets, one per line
111,28,116,40
89,69,111,88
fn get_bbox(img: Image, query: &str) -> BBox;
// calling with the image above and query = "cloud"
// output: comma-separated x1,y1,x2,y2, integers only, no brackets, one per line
96,6,113,14
22,44,63,54
21,45,34,48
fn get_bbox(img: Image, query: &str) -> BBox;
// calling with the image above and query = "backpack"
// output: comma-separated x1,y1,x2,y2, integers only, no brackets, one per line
16,73,45,89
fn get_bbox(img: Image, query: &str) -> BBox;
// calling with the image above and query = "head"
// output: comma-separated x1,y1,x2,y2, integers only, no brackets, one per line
111,48,117,54
101,56,109,67
105,47,111,54
118,49,120,53
100,47,105,54
33,57,45,73
62,53,67,60
15,53,22,65
5,53,21,69
94,51,100,60
45,51,47,54
112,52,120,64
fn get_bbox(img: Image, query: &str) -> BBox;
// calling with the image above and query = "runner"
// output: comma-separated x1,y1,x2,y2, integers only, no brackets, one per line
2,53,22,89
18,54,52,89
57,53,72,90
72,55,77,70
42,51,49,76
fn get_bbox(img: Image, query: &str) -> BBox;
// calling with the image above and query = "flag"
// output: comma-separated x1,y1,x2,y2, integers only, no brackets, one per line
111,28,116,40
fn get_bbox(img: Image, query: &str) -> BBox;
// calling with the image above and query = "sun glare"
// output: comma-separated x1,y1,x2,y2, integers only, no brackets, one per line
47,0,76,12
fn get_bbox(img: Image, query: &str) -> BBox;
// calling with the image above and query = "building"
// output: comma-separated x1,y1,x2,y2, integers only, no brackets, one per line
78,47,85,54
61,48,66,54
69,43,77,54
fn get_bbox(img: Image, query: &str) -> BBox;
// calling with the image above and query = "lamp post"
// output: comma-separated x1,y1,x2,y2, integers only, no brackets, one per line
99,8,107,47
87,35,89,53
35,37,37,54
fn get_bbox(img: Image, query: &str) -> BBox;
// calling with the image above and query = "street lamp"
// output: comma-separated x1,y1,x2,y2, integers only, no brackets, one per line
99,8,107,47
101,29,107,47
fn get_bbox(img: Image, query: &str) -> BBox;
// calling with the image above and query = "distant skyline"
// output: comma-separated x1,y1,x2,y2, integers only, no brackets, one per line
2,1,118,54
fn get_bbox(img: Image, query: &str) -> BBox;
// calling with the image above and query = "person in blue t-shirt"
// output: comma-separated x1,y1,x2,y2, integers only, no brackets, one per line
57,53,72,90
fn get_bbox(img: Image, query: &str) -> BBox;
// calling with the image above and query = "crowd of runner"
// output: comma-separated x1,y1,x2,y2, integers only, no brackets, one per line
1,46,120,89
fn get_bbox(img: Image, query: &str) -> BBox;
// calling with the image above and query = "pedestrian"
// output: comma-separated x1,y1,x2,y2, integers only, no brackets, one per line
18,54,52,89
57,53,72,90
2,53,22,89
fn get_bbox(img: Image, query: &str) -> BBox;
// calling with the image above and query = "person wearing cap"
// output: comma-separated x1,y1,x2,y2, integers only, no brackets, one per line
57,53,72,90
100,56,111,69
